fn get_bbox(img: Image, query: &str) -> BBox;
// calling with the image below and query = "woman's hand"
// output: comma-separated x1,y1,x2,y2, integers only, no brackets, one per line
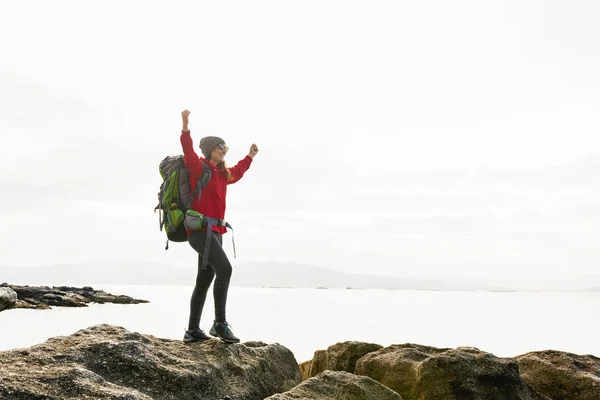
248,144,259,158
182,109,190,132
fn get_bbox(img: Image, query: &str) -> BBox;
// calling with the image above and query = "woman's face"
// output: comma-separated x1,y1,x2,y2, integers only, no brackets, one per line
210,143,228,163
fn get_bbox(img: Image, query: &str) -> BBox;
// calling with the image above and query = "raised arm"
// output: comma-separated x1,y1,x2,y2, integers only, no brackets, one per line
179,110,203,174
228,144,259,184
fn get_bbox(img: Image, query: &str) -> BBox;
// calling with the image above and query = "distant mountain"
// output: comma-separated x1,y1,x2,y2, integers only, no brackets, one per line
0,260,495,291
229,261,493,291
1,261,597,292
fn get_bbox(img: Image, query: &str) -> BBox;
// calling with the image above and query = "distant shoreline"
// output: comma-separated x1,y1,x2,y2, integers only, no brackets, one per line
6,282,594,294
2,261,599,292
0,284,148,312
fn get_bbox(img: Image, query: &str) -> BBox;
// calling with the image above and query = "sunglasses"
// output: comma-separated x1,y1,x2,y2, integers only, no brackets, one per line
215,143,229,153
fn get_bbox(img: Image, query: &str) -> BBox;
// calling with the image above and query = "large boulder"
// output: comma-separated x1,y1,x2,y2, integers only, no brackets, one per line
0,286,17,311
265,370,403,400
302,341,383,380
355,343,549,400
0,324,301,400
517,350,600,400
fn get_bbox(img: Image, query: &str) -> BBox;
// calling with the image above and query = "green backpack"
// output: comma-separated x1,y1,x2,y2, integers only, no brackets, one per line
155,155,211,249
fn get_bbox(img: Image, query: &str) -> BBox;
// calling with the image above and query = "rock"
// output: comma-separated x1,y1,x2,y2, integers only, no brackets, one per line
265,370,403,400
302,341,383,380
308,349,328,378
516,350,600,400
299,359,312,381
1,284,149,311
355,343,550,400
0,324,301,400
0,286,17,311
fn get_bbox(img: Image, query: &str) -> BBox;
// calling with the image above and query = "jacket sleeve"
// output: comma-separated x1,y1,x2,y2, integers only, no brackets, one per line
228,155,253,185
180,130,204,174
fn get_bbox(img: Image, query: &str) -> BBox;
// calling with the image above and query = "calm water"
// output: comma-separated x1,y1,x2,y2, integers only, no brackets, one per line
1,285,599,363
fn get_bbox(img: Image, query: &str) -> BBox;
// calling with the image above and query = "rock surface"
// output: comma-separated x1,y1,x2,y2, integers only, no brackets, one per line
0,286,18,311
301,341,383,380
265,370,403,400
0,283,148,310
517,350,600,400
298,359,312,381
355,343,550,400
3,328,598,400
0,324,301,400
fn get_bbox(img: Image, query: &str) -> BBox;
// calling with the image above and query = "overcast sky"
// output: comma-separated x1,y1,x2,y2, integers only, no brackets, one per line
1,0,599,285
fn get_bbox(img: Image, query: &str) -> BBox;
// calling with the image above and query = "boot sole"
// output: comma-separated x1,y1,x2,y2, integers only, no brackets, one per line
209,331,240,344
183,335,211,343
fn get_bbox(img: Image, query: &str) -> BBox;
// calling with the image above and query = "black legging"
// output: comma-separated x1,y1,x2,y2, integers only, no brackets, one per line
187,230,233,330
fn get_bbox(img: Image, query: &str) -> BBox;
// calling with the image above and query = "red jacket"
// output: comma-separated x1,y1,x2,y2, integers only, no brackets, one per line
180,130,253,234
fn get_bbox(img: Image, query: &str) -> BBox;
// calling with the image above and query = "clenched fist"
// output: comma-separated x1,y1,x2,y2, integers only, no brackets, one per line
248,144,259,158
181,109,190,132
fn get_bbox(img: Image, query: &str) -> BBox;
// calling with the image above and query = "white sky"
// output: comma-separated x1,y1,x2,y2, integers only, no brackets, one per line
1,0,599,284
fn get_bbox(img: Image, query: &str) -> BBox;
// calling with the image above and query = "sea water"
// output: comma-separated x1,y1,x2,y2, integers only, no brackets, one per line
1,286,598,363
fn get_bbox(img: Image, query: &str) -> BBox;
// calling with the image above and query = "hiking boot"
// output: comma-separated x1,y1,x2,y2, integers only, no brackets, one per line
183,328,211,343
209,321,240,343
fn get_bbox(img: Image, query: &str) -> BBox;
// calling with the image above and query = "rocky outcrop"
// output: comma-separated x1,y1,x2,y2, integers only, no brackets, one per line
298,359,312,381
0,324,301,400
0,286,17,311
306,349,328,379
265,370,403,400
300,341,383,380
0,283,148,310
4,329,599,400
355,344,550,400
517,350,600,400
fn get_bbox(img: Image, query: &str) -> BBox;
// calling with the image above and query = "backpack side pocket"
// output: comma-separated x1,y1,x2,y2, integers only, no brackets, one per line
184,210,205,231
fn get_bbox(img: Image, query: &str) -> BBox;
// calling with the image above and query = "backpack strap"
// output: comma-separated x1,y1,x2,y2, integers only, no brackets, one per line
185,161,237,269
187,160,211,209
200,217,235,270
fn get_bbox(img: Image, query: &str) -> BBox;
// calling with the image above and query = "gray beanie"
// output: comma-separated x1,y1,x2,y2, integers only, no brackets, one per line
199,136,225,159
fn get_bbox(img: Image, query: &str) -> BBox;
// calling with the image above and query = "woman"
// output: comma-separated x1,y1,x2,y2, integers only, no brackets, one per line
180,109,259,343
